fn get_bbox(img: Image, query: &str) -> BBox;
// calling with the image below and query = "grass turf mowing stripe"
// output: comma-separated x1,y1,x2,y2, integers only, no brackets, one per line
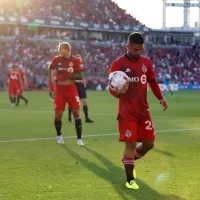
0,128,200,143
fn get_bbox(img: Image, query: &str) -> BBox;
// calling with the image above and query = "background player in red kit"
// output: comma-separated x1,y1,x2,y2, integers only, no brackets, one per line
7,65,23,108
109,32,168,190
48,42,84,145
16,65,28,106
68,54,94,123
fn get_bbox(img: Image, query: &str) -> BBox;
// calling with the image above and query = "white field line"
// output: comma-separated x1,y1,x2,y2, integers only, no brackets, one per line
0,128,200,143
0,109,199,119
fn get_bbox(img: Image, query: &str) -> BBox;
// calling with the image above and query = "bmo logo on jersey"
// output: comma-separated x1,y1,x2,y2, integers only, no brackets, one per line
129,74,147,84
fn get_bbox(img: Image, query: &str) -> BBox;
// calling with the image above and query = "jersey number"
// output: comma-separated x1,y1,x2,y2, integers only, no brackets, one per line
145,120,153,130
10,74,18,80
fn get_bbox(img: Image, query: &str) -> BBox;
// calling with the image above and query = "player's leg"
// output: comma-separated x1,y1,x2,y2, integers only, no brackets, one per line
122,120,139,189
54,86,66,144
163,85,167,99
19,89,28,105
13,95,17,105
77,83,94,123
134,118,155,160
67,86,83,145
8,86,15,107
167,84,174,96
70,108,83,145
81,98,94,123
9,95,13,104
10,95,15,107
16,94,20,106
68,106,72,122
20,95,28,105
55,110,64,144
12,87,19,106
16,89,28,106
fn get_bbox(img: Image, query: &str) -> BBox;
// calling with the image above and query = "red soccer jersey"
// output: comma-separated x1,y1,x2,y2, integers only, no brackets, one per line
110,54,157,121
8,70,21,87
49,55,83,81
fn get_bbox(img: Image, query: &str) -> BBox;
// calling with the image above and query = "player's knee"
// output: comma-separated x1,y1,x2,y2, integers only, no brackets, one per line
142,140,154,152
125,141,136,151
146,141,154,151
55,111,63,121
72,109,80,119
81,99,87,106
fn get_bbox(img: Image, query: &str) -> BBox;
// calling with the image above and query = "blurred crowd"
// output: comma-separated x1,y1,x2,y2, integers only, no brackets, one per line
0,0,199,90
0,38,199,90
0,0,144,28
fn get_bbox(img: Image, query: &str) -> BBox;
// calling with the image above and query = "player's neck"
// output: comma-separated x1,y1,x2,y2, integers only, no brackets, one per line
125,53,140,62
62,55,71,59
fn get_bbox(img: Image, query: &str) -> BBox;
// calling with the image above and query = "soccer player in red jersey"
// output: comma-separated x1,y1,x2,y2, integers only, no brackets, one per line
48,42,84,145
7,65,23,108
16,65,28,106
109,32,168,189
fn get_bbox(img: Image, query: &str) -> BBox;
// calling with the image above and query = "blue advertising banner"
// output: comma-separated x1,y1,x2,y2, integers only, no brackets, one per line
178,84,200,90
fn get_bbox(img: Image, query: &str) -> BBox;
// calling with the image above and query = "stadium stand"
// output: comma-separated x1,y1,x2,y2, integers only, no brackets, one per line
0,0,199,90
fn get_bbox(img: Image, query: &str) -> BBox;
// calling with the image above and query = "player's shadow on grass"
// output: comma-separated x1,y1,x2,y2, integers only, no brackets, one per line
153,147,175,157
61,145,185,200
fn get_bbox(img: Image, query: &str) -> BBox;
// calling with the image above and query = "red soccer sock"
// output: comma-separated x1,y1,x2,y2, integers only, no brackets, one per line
122,158,135,182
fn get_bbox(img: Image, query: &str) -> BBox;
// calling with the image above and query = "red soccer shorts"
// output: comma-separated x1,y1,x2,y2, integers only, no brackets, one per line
8,85,20,95
54,84,80,111
122,118,155,142
49,82,55,92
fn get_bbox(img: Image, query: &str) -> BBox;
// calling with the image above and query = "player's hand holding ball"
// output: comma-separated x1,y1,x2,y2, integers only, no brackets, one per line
109,71,129,96
115,81,129,94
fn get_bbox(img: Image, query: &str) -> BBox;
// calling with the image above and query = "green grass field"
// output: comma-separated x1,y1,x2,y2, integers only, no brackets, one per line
0,90,200,200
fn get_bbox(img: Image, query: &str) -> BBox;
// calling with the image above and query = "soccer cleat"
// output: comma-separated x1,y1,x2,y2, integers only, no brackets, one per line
85,118,94,123
68,118,72,123
125,180,139,190
25,99,28,105
10,103,15,108
77,139,84,146
133,169,137,180
57,135,64,144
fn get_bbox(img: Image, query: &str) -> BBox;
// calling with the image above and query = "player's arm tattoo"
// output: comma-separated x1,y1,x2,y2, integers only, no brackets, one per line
70,72,84,80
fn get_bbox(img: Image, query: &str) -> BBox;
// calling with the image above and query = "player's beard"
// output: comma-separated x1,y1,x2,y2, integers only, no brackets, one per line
128,53,140,61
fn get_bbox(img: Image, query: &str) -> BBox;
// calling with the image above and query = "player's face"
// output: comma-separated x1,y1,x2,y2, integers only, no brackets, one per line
18,65,23,72
12,66,17,71
75,54,82,63
126,43,144,60
58,46,71,58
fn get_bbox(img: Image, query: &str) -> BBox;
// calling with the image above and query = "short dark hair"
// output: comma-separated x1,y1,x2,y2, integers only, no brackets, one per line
127,32,144,44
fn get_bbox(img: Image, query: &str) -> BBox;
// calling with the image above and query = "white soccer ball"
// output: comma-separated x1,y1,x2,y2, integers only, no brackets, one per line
108,71,129,91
